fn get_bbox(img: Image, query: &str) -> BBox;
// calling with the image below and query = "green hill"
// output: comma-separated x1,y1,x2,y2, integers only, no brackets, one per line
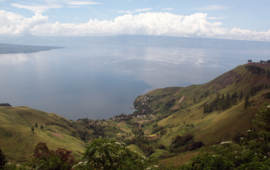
0,106,85,163
133,63,270,153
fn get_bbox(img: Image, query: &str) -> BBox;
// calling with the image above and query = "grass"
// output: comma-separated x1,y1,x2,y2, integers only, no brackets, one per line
158,151,199,168
127,144,146,156
0,106,85,163
136,64,270,148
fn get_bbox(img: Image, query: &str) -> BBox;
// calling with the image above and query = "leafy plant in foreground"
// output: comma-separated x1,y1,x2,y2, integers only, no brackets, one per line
73,137,158,170
0,148,7,169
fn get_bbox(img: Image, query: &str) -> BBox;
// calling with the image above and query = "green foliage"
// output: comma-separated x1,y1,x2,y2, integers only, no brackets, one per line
179,103,270,169
157,144,166,150
253,102,270,131
152,126,164,134
244,94,250,110
76,137,154,170
245,65,265,75
250,84,264,96
32,142,75,170
0,149,7,169
204,92,238,114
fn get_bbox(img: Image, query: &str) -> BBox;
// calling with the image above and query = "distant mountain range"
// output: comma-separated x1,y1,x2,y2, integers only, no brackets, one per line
1,34,270,49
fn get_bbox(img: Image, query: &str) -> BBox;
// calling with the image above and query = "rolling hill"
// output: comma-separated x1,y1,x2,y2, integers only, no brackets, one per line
134,62,270,148
0,106,85,163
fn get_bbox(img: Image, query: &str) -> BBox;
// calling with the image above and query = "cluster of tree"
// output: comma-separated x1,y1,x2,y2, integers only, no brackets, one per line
151,125,164,134
87,124,105,139
250,84,264,96
31,123,44,132
0,103,11,107
204,91,240,114
162,99,175,111
169,134,204,153
267,69,270,79
245,65,266,75
77,130,88,141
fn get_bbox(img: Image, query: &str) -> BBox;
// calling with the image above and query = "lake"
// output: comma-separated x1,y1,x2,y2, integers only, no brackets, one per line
1,44,270,120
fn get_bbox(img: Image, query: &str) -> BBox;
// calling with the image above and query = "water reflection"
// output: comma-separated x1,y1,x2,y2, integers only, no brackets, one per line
1,45,270,120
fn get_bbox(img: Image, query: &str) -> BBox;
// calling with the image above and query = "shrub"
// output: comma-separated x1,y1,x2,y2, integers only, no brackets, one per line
75,137,153,170
32,142,75,170
157,144,166,150
0,148,7,169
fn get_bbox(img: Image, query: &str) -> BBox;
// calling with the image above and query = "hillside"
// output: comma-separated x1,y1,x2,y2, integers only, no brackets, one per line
133,63,270,148
0,106,85,163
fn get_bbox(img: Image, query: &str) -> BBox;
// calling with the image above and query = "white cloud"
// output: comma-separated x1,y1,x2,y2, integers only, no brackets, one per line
11,3,62,13
162,8,174,11
135,8,152,12
208,17,226,20
194,5,229,11
67,1,101,5
117,10,134,14
1,10,270,41
117,8,152,14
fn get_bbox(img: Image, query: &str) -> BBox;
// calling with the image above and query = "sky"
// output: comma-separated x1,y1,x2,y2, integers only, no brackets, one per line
0,0,270,41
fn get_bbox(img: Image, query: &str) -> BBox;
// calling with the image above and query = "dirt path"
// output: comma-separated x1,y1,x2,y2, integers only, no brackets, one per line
52,133,64,139
179,96,186,104
173,96,186,110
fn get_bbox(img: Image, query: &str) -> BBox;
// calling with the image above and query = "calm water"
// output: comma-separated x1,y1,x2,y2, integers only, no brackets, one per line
1,44,270,120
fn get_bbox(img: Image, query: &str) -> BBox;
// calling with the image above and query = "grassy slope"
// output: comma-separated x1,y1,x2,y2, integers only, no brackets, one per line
0,106,85,163
136,64,270,147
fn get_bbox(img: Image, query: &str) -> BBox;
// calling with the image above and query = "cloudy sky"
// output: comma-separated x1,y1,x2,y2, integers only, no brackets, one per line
1,0,270,41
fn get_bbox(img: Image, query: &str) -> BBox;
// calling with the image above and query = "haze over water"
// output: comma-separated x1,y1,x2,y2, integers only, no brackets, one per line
1,42,270,120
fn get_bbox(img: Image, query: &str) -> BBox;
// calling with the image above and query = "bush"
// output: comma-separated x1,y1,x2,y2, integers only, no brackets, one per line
157,144,166,150
75,137,155,170
0,148,7,169
32,142,75,170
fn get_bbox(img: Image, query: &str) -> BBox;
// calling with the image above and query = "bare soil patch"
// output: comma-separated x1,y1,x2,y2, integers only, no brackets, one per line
117,123,125,126
52,133,64,139
136,120,148,124
178,96,186,104
144,130,150,135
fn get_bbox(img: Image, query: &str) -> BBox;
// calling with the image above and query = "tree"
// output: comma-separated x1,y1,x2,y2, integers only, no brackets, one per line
239,91,243,100
193,98,196,104
40,125,44,130
31,127,34,132
254,102,270,131
0,148,7,169
83,137,151,169
244,94,250,110
35,123,38,128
